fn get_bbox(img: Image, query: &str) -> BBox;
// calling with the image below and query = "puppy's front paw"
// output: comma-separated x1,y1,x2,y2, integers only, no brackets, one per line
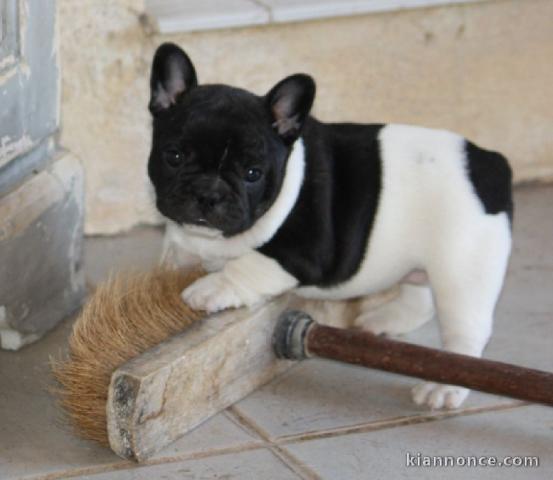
411,382,469,410
181,272,244,313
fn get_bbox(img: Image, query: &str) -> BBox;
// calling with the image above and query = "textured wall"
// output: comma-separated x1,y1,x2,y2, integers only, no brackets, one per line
58,0,553,234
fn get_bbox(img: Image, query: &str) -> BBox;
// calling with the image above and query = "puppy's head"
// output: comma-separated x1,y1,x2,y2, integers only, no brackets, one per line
147,43,315,236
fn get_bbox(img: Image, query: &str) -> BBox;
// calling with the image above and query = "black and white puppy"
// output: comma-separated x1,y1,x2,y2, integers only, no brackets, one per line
147,43,513,410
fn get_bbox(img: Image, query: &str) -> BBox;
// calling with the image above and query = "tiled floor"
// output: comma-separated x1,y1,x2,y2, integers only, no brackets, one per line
0,185,552,480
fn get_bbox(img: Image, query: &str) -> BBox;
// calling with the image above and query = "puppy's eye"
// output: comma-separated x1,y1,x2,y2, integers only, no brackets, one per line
244,167,263,183
163,149,183,168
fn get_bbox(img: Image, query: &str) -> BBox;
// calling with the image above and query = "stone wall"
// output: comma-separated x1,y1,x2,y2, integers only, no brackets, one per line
58,0,553,234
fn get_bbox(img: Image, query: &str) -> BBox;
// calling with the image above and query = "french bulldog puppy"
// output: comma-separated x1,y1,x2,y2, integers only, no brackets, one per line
147,43,513,410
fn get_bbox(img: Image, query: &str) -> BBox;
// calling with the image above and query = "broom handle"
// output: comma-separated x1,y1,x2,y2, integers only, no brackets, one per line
273,310,553,406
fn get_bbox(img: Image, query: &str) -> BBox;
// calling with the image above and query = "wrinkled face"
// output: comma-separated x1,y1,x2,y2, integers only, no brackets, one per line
149,87,288,236
147,43,315,236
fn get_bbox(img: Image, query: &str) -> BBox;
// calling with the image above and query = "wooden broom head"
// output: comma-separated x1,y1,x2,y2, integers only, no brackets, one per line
51,268,205,446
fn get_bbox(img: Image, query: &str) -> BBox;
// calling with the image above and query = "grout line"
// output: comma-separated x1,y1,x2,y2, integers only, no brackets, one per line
269,445,323,480
225,406,322,479
225,405,276,442
22,401,528,480
19,462,135,480
22,441,268,480
275,401,528,445
136,440,268,466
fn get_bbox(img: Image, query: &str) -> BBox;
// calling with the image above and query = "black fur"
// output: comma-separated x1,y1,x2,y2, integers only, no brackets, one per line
148,44,314,236
148,84,286,235
149,43,197,115
260,120,383,286
465,142,513,223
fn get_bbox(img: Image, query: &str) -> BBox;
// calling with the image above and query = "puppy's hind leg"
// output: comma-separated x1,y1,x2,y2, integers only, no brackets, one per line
412,215,511,409
354,283,435,336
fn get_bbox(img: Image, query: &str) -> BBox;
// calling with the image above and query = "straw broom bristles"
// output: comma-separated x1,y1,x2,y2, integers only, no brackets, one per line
51,268,205,446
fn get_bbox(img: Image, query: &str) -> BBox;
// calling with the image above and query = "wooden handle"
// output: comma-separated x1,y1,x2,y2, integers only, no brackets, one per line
273,310,553,406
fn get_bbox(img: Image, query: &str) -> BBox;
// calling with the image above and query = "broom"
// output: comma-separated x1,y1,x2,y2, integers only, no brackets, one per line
50,267,394,456
51,267,205,446
52,269,553,461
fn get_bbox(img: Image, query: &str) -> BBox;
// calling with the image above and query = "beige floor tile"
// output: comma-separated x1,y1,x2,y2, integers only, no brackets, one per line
231,357,510,440
149,412,261,461
83,226,163,287
77,448,302,480
283,404,553,479
0,316,123,480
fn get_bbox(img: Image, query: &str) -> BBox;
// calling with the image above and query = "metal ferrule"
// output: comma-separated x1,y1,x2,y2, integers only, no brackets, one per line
272,310,315,360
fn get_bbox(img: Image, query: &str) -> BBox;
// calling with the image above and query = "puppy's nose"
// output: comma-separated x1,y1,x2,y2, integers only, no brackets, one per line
197,191,223,209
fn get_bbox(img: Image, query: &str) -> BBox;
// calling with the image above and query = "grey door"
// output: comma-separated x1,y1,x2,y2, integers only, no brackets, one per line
0,0,85,350
0,0,58,186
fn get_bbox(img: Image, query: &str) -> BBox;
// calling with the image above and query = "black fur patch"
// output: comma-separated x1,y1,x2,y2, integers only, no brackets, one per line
259,120,383,286
465,141,513,223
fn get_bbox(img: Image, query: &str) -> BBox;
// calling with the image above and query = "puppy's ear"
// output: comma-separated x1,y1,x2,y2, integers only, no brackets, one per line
149,43,197,115
265,74,316,143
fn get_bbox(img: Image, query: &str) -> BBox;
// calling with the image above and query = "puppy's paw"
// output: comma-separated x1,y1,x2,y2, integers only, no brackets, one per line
355,309,413,336
354,285,434,336
411,382,469,410
355,303,429,336
181,272,244,313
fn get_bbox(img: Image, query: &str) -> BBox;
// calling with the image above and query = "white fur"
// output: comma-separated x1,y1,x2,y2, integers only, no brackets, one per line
182,251,298,312
412,381,469,410
166,124,512,409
